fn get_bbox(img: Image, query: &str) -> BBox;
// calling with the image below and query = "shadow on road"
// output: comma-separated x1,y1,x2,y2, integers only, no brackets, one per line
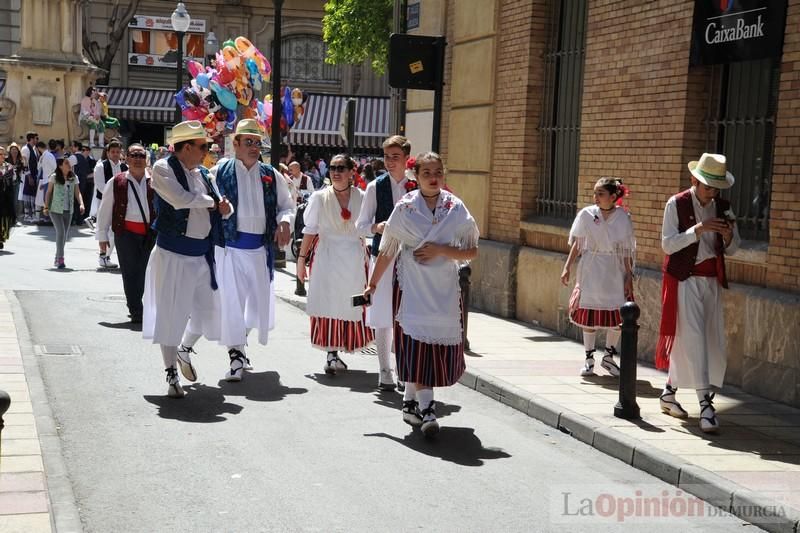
306,370,379,393
217,371,308,402
99,320,142,332
143,383,244,423
365,427,511,467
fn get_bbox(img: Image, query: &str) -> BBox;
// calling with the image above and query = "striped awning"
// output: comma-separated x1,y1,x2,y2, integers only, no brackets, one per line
0,79,5,95
289,93,389,150
96,86,176,124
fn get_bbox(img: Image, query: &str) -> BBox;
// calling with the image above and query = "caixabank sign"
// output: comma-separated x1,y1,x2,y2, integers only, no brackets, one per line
690,0,788,65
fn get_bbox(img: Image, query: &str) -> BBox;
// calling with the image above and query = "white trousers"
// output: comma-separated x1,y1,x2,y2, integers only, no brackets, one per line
142,246,221,347
215,245,275,347
668,276,727,389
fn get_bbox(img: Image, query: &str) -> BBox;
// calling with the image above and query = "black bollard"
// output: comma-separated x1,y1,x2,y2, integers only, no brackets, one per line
0,390,10,467
614,301,641,420
459,264,472,350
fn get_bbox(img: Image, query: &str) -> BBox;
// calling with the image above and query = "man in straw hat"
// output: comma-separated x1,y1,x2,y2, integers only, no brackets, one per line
657,153,740,433
209,119,294,382
142,120,232,398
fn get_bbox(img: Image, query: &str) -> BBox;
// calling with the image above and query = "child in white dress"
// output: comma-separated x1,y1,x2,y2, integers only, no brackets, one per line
561,178,635,377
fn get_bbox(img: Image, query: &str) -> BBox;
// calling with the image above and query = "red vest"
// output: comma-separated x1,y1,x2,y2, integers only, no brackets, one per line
662,189,729,288
111,172,156,235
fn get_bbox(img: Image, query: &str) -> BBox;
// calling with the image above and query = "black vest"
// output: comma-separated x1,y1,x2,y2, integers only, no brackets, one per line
371,173,395,256
97,159,128,200
26,144,38,179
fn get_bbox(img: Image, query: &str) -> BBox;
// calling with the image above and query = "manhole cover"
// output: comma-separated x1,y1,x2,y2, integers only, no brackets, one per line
34,345,83,357
86,295,127,303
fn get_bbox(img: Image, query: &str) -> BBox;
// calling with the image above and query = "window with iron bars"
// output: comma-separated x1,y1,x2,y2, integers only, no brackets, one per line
278,35,341,85
703,58,779,241
536,0,587,221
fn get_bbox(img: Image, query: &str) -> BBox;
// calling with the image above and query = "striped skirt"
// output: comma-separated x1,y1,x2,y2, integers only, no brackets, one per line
310,314,375,353
568,284,621,329
393,276,465,387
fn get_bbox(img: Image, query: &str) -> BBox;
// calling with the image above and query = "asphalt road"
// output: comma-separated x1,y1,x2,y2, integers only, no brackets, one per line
4,225,760,532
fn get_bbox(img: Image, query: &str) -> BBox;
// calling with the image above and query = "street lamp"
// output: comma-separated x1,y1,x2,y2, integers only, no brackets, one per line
271,0,285,268
205,31,218,66
171,1,191,123
270,0,284,168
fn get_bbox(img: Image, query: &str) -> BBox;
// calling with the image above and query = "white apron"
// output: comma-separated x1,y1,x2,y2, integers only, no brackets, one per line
569,205,635,310
304,187,368,322
380,190,479,345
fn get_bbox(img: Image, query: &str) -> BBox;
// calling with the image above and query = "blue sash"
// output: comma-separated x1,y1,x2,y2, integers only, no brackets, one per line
157,234,218,290
224,231,275,281
226,231,263,250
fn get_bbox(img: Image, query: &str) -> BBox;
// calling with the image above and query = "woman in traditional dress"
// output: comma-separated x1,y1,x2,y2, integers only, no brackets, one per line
7,143,24,220
560,177,635,377
363,152,479,438
0,146,18,249
296,154,374,374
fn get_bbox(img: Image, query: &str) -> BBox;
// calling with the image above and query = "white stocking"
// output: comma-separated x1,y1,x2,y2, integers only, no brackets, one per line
89,129,95,147
161,345,178,368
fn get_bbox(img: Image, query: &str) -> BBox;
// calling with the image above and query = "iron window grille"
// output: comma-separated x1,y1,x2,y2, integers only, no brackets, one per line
279,35,341,85
536,0,587,221
703,58,779,241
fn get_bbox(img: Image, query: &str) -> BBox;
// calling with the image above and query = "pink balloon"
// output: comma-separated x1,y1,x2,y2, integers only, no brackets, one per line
187,61,205,79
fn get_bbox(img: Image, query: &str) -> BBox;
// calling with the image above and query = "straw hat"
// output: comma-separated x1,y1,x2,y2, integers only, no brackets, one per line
687,153,735,189
169,120,212,145
234,118,264,138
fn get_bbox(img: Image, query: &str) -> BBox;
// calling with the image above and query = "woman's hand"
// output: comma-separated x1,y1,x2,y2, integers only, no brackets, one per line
79,204,85,215
296,256,306,283
560,265,570,286
624,272,634,301
413,243,442,264
362,283,376,302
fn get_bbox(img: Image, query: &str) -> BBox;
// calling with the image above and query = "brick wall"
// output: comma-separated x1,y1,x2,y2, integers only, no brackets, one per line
769,0,800,290
579,1,697,268
487,0,547,242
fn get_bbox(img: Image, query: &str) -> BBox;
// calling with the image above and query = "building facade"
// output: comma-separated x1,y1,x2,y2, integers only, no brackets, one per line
405,0,800,407
0,0,390,154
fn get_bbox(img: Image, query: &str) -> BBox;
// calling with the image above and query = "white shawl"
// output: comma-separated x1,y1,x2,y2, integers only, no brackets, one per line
379,190,479,345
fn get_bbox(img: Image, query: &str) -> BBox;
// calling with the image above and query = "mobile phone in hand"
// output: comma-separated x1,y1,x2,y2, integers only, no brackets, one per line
352,294,371,307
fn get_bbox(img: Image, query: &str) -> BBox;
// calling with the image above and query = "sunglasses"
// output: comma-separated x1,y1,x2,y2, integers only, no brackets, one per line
330,165,351,173
127,152,147,159
192,142,209,152
240,138,262,148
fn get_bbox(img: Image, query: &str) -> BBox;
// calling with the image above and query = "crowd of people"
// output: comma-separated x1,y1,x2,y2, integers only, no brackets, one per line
0,119,741,437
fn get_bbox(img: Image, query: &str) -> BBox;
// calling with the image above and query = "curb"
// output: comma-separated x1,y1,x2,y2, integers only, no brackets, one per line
272,281,799,533
7,290,83,533
459,365,800,533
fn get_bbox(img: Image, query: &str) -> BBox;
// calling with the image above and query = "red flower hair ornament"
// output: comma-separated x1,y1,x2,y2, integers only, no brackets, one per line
404,180,418,192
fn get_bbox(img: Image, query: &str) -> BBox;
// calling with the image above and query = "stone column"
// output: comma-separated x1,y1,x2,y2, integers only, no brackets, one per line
0,0,103,144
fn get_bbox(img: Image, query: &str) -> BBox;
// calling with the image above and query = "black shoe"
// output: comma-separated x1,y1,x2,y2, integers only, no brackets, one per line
402,400,423,426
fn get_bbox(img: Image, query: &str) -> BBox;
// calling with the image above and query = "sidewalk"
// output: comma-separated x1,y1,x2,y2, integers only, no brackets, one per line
274,268,800,533
0,291,51,532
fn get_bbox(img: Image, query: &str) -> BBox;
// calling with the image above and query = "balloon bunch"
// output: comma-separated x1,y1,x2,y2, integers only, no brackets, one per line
174,35,307,140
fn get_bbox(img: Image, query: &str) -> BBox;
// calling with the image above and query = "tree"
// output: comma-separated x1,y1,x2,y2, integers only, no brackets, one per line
82,0,142,84
322,0,393,76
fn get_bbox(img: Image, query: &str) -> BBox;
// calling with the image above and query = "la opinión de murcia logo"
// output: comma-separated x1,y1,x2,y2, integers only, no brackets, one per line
704,5,766,45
